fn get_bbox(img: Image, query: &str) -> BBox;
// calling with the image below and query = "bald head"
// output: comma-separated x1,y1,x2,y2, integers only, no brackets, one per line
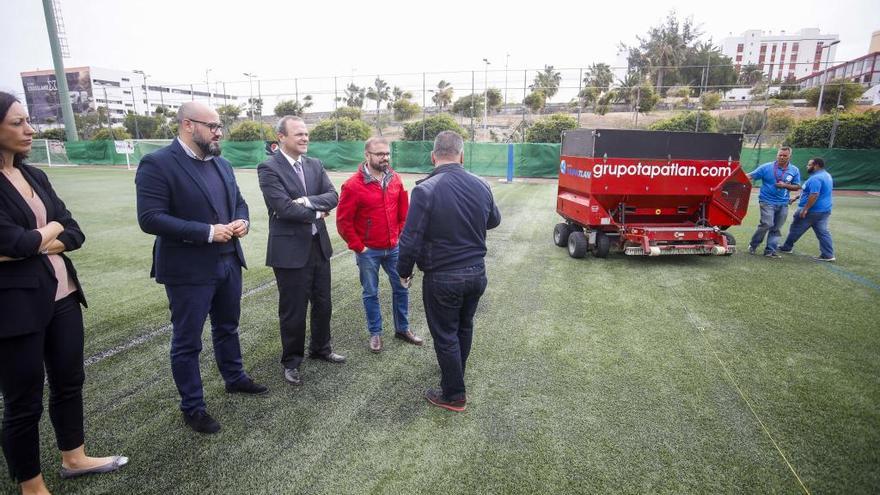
178,102,223,157
178,102,217,126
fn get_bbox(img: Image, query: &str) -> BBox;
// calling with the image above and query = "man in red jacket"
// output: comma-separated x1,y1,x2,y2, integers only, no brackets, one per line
337,138,424,352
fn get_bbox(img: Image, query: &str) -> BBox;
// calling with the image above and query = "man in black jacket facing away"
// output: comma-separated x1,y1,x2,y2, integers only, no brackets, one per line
397,131,501,412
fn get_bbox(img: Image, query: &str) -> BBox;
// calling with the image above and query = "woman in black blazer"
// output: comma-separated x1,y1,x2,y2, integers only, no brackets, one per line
0,93,126,494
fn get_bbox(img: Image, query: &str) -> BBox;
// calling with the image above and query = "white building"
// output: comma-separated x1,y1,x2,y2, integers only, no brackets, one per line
721,28,839,82
21,66,241,125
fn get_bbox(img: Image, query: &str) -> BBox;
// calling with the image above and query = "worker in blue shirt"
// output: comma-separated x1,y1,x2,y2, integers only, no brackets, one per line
780,157,835,261
746,146,801,258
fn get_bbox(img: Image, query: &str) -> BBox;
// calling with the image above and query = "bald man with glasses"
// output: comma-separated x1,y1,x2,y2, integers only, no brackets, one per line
136,102,268,435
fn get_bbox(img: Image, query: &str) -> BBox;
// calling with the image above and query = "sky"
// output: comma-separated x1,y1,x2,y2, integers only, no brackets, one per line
1,0,877,111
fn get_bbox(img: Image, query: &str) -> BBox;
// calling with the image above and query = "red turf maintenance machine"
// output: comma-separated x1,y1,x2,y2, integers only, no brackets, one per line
554,129,751,258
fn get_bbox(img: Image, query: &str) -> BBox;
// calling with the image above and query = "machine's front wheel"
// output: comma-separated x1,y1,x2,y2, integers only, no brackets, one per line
553,223,571,247
593,231,611,258
568,232,588,258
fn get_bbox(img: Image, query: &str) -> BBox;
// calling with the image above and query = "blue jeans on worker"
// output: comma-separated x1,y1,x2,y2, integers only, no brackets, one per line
781,210,834,258
422,264,488,402
750,202,789,254
165,253,247,414
356,246,409,336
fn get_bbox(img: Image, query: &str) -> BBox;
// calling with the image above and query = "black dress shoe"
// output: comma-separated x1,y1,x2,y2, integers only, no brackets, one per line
309,352,346,363
183,410,220,434
225,376,269,395
283,367,303,386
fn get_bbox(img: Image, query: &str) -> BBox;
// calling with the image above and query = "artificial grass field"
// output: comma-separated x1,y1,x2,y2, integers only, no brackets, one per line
1,167,878,494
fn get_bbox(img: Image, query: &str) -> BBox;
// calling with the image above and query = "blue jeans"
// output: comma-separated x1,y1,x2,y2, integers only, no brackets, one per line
782,210,834,258
422,264,488,401
356,246,409,336
165,254,246,414
750,202,789,254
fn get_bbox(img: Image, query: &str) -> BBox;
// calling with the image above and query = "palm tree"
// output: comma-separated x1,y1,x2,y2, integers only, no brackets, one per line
431,80,454,111
365,77,391,134
337,83,365,108
584,63,613,92
389,86,413,109
531,65,562,101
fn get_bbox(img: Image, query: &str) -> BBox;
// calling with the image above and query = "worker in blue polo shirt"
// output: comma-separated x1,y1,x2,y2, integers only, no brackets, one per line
779,157,835,262
746,146,801,258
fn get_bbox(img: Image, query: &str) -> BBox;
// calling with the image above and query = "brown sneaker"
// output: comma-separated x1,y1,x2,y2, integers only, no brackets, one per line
369,335,382,353
425,389,466,412
394,331,424,346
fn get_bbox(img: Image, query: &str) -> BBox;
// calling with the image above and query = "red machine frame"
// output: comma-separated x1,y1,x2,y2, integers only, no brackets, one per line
554,129,751,258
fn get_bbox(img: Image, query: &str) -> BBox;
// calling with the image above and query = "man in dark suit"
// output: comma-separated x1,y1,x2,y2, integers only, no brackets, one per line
398,131,501,413
136,102,267,434
258,116,345,386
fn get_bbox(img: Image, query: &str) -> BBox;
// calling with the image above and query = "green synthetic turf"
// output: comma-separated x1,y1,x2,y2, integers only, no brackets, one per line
1,168,877,494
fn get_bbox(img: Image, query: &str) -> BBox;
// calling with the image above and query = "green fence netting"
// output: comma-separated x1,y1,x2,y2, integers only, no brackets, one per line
45,140,880,190
740,147,880,191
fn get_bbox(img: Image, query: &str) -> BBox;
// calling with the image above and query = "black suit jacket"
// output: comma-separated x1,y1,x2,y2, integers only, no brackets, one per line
0,163,86,338
257,152,338,269
135,139,248,285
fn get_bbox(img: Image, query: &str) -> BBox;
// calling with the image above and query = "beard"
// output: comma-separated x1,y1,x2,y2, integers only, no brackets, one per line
194,135,221,157
368,161,388,173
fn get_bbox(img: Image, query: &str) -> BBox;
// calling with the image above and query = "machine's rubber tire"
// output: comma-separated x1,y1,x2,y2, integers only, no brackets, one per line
568,232,588,258
553,223,571,247
721,231,736,256
593,231,611,258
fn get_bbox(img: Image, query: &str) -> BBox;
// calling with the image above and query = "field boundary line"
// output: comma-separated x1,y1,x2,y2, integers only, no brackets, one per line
83,249,352,368
671,285,812,495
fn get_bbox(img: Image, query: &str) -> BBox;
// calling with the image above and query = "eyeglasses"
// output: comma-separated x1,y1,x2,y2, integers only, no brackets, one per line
187,119,224,133
367,152,391,158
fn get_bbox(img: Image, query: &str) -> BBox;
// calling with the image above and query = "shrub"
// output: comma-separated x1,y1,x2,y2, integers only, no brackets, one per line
332,107,363,120
523,90,546,113
648,111,718,133
717,110,764,134
525,114,578,143
310,117,372,141
766,110,796,133
802,79,866,113
228,121,275,141
452,94,485,117
786,110,880,149
402,114,467,141
92,127,132,140
635,84,660,113
700,92,722,110
34,128,67,141
392,100,421,121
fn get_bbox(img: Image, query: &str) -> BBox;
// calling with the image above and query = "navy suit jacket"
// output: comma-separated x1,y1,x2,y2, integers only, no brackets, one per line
257,152,337,269
0,163,86,338
135,139,248,285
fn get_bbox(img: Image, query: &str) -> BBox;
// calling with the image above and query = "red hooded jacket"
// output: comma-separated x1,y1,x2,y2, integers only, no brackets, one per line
336,164,408,252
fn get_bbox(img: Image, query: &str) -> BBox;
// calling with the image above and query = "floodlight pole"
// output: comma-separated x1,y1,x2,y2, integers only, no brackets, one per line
134,70,149,115
815,40,841,116
41,0,78,141
483,58,490,131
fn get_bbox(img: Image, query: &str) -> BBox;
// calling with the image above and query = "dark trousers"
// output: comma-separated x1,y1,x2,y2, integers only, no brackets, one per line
0,294,85,483
422,264,488,401
165,254,246,414
273,236,333,370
